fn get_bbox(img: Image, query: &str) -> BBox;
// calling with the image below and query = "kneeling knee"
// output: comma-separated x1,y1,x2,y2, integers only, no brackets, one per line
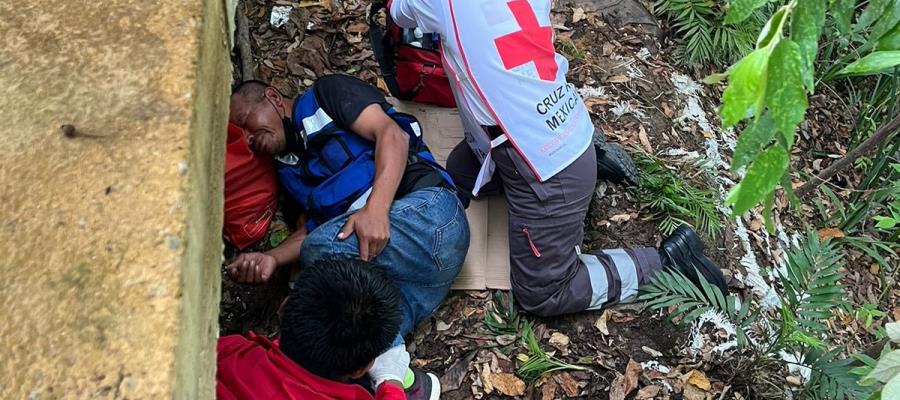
512,287,563,318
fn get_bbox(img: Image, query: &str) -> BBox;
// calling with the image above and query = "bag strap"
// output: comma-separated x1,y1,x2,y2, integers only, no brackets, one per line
367,2,406,98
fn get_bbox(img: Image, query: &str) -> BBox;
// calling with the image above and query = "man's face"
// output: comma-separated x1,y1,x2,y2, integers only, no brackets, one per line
230,89,288,155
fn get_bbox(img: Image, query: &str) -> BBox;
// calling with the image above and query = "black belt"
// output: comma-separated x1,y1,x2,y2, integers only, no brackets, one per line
485,126,511,149
485,125,504,140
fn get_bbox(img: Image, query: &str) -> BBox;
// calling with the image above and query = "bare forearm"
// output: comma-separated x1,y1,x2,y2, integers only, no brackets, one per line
264,228,306,267
366,127,408,213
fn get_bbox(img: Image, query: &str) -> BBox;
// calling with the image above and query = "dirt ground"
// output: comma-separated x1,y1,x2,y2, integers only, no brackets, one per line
220,1,898,398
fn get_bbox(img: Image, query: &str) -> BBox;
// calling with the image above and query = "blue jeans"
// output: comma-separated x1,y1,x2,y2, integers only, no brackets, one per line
300,187,469,342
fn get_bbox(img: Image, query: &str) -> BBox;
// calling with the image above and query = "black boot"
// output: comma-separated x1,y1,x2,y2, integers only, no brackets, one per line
594,133,638,186
659,225,728,295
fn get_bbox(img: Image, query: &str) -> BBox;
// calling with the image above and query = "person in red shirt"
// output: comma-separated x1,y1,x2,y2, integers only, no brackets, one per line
217,258,438,399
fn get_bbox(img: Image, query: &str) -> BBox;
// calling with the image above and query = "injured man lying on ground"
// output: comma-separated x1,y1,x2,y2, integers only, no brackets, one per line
225,74,470,399
219,73,728,400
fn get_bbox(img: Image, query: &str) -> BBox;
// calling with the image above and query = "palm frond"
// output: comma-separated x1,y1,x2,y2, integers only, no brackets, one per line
653,0,772,68
633,153,721,238
804,347,874,400
778,231,849,336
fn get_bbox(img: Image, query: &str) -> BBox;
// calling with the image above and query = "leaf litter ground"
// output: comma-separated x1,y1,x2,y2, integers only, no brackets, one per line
220,1,899,398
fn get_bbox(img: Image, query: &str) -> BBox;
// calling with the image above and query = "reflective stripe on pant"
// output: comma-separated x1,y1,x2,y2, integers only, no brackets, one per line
447,139,662,316
580,248,663,309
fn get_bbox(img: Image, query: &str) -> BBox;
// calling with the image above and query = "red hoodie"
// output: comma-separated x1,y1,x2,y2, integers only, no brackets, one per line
217,334,406,400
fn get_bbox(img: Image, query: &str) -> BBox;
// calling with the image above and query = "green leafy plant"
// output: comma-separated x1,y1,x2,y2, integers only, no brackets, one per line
856,322,900,400
872,164,900,236
641,231,872,399
483,291,522,337
652,0,772,67
857,303,888,329
632,153,722,237
714,0,900,224
515,321,589,381
639,265,760,348
812,161,899,277
557,39,585,61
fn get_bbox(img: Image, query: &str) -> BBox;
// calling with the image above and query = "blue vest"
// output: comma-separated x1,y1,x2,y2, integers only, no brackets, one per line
275,87,456,232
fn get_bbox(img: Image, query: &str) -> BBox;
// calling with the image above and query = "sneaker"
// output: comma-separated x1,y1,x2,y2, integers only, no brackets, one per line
594,135,638,186
404,368,441,400
659,224,728,295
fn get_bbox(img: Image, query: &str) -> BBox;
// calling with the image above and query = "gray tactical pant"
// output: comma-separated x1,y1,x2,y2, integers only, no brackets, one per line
447,139,662,316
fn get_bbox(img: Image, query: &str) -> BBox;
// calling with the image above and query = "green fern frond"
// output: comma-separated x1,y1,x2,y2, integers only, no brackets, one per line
804,347,874,400
653,0,772,67
778,231,849,336
633,153,721,238
639,268,738,327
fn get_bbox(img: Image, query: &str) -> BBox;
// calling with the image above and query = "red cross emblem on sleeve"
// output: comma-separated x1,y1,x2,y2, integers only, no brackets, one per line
493,0,558,81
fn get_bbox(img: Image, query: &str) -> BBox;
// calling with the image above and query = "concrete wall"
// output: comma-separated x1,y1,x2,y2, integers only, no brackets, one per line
0,0,230,398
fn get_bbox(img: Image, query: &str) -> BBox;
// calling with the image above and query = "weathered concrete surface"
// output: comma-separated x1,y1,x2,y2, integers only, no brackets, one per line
0,0,230,398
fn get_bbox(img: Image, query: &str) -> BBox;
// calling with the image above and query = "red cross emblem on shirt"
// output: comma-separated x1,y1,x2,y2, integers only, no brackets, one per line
493,0,558,81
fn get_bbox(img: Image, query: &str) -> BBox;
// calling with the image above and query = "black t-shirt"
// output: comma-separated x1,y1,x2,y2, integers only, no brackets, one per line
309,74,446,197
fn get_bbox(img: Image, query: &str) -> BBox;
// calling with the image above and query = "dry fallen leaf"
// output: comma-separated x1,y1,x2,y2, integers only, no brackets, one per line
595,310,610,335
345,22,368,33
683,383,706,400
610,311,637,323
624,359,641,390
436,320,451,332
607,75,631,84
439,351,476,393
638,125,653,153
661,102,674,118
635,385,661,399
870,263,880,275
609,373,628,400
641,346,663,358
749,218,763,232
610,213,633,223
496,334,517,346
611,359,641,400
488,373,526,397
541,378,559,400
681,369,711,391
818,227,845,241
572,7,586,23
554,372,580,397
480,364,494,394
584,97,608,109
549,332,570,349
786,375,803,386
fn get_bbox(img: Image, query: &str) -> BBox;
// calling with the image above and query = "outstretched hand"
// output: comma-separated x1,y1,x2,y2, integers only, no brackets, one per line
227,252,277,284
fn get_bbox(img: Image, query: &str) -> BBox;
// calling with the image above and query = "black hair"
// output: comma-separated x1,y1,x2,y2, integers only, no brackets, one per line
279,258,402,380
231,80,280,105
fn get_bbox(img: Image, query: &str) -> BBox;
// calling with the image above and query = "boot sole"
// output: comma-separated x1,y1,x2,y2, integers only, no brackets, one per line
596,142,639,186
427,372,440,400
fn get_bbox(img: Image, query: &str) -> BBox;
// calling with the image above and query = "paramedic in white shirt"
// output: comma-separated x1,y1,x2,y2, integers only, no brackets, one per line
389,0,728,316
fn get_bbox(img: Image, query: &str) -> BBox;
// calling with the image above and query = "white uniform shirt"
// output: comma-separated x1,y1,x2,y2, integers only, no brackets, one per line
390,0,497,126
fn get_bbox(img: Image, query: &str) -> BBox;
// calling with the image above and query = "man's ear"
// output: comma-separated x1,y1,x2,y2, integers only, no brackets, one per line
264,87,284,107
348,360,376,380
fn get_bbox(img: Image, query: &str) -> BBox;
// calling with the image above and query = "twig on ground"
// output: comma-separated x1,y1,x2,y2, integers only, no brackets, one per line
796,114,900,196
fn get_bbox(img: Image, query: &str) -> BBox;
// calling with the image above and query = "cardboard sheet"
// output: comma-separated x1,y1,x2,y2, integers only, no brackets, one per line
389,99,511,290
